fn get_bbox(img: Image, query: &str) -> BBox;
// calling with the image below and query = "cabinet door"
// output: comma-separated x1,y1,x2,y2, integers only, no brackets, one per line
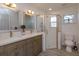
32,35,42,56
4,41,25,56
23,38,33,56
4,43,18,56
0,46,5,56
16,41,25,56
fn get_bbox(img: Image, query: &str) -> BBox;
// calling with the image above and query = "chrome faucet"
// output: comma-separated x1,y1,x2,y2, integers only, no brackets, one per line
10,31,12,37
30,29,32,33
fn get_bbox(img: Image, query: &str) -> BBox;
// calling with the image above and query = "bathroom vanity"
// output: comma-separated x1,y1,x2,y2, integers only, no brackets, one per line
0,32,43,56
0,6,44,56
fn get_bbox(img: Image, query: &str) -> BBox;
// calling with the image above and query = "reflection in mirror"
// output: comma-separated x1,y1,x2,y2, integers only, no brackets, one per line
0,8,9,30
23,14,36,31
0,7,19,31
9,9,19,30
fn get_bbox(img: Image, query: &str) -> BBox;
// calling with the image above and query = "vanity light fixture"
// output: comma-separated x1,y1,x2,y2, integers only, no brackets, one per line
4,3,10,6
48,8,52,11
4,3,16,8
10,3,16,8
25,10,34,16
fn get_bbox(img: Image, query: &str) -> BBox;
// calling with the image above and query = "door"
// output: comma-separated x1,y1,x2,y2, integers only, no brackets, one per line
44,15,57,49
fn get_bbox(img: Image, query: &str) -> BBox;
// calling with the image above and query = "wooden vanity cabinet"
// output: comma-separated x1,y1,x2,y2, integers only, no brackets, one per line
23,38,33,56
4,43,19,56
4,40,25,56
0,35,42,56
32,35,42,56
0,46,5,56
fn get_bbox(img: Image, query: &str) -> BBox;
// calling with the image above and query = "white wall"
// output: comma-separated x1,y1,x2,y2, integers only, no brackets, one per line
77,4,79,44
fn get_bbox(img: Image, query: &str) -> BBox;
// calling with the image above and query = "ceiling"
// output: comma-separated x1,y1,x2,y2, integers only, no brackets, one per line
6,3,79,14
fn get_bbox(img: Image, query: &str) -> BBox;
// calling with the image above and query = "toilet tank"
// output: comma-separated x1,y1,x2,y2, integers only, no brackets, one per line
65,33,74,41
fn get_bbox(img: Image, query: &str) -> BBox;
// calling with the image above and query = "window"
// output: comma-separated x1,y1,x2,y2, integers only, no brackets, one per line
64,15,74,23
50,16,57,27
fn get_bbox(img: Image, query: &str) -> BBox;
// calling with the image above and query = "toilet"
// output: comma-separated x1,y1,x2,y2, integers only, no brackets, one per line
65,34,74,52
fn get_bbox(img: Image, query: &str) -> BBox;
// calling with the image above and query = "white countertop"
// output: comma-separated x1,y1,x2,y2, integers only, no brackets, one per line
0,32,43,47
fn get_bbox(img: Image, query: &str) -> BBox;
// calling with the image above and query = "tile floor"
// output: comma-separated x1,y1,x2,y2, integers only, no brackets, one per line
39,49,79,56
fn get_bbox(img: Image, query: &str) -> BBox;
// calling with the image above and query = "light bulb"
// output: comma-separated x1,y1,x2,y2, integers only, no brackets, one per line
11,3,16,8
28,10,32,13
32,11,34,14
48,8,52,11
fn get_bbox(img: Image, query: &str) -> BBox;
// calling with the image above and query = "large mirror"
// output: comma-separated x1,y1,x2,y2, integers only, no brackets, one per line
23,14,36,31
23,14,44,32
0,7,19,31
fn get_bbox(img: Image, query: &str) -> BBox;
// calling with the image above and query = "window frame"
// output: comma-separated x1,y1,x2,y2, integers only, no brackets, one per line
63,14,74,24
50,16,57,27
